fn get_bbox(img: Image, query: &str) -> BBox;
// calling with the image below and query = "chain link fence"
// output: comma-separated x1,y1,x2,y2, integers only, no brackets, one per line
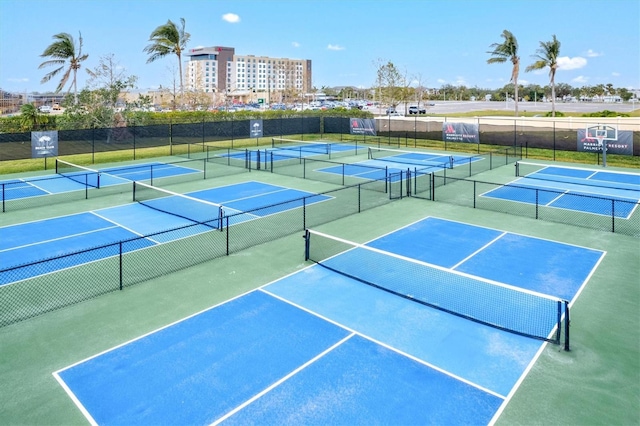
0,177,392,327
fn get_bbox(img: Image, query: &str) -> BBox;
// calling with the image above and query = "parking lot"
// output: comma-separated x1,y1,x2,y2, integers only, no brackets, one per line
370,100,639,116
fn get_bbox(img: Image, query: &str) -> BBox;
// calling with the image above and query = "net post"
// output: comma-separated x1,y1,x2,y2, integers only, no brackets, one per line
430,172,435,200
218,207,224,232
55,159,59,174
515,161,520,177
564,300,570,351
304,229,310,261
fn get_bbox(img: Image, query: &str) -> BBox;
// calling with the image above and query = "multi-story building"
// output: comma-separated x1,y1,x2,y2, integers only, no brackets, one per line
185,46,312,105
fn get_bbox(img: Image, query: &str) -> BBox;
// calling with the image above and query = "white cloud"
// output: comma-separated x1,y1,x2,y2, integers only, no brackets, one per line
454,76,467,85
519,79,529,86
586,49,602,57
327,44,345,51
222,13,240,23
8,78,29,83
572,75,589,84
557,56,587,71
437,78,446,84
292,42,300,48
612,72,621,77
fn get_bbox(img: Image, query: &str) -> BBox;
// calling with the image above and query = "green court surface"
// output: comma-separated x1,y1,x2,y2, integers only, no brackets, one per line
0,153,638,425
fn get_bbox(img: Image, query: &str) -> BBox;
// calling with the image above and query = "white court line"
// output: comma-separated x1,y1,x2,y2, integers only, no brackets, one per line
0,225,120,253
210,332,357,425
261,288,505,399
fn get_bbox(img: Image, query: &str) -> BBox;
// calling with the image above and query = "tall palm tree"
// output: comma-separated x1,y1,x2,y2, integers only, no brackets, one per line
526,35,561,117
39,32,88,105
144,18,190,102
487,30,521,116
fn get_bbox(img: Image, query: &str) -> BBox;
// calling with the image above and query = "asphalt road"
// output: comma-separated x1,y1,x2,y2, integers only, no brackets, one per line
370,100,639,116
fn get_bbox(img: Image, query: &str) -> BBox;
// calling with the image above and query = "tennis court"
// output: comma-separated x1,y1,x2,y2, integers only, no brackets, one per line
481,163,640,218
0,161,202,201
217,139,360,165
318,148,482,182
53,217,604,424
0,181,331,285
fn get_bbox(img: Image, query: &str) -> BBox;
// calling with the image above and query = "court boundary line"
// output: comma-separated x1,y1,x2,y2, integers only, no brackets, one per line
514,176,640,198
490,249,608,425
517,161,640,178
450,231,508,270
261,287,505,399
477,183,638,220
210,331,358,425
0,224,121,254
379,215,604,261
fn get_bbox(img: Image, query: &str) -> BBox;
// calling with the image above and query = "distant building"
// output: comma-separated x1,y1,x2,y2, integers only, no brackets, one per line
185,46,312,104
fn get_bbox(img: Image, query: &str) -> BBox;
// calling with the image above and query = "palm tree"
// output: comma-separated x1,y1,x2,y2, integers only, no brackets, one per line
19,104,49,131
39,32,88,105
526,35,561,117
487,30,521,116
144,18,190,102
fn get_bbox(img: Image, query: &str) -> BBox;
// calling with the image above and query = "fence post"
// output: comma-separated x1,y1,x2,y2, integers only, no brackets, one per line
119,242,123,290
169,121,173,156
611,200,615,233
553,120,556,161
564,301,570,351
133,123,136,160
303,197,307,229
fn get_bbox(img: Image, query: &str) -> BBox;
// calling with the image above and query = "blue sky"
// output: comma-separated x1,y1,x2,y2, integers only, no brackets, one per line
1,0,638,94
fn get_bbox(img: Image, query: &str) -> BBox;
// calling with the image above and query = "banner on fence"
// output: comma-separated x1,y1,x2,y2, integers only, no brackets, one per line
577,129,633,155
350,118,376,136
442,122,479,143
31,131,58,158
250,119,264,138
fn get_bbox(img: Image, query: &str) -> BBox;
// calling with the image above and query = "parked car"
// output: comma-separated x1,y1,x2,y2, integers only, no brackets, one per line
408,105,426,114
38,105,52,113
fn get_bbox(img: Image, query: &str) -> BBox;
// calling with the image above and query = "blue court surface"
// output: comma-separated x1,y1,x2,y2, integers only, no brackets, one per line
318,152,481,182
0,162,201,201
53,217,604,424
0,181,330,285
221,142,359,163
482,165,640,218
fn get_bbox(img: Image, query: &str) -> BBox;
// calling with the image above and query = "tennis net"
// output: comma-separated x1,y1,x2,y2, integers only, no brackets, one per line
515,161,640,192
55,159,101,188
304,229,570,349
368,147,452,170
133,181,224,230
271,137,331,155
